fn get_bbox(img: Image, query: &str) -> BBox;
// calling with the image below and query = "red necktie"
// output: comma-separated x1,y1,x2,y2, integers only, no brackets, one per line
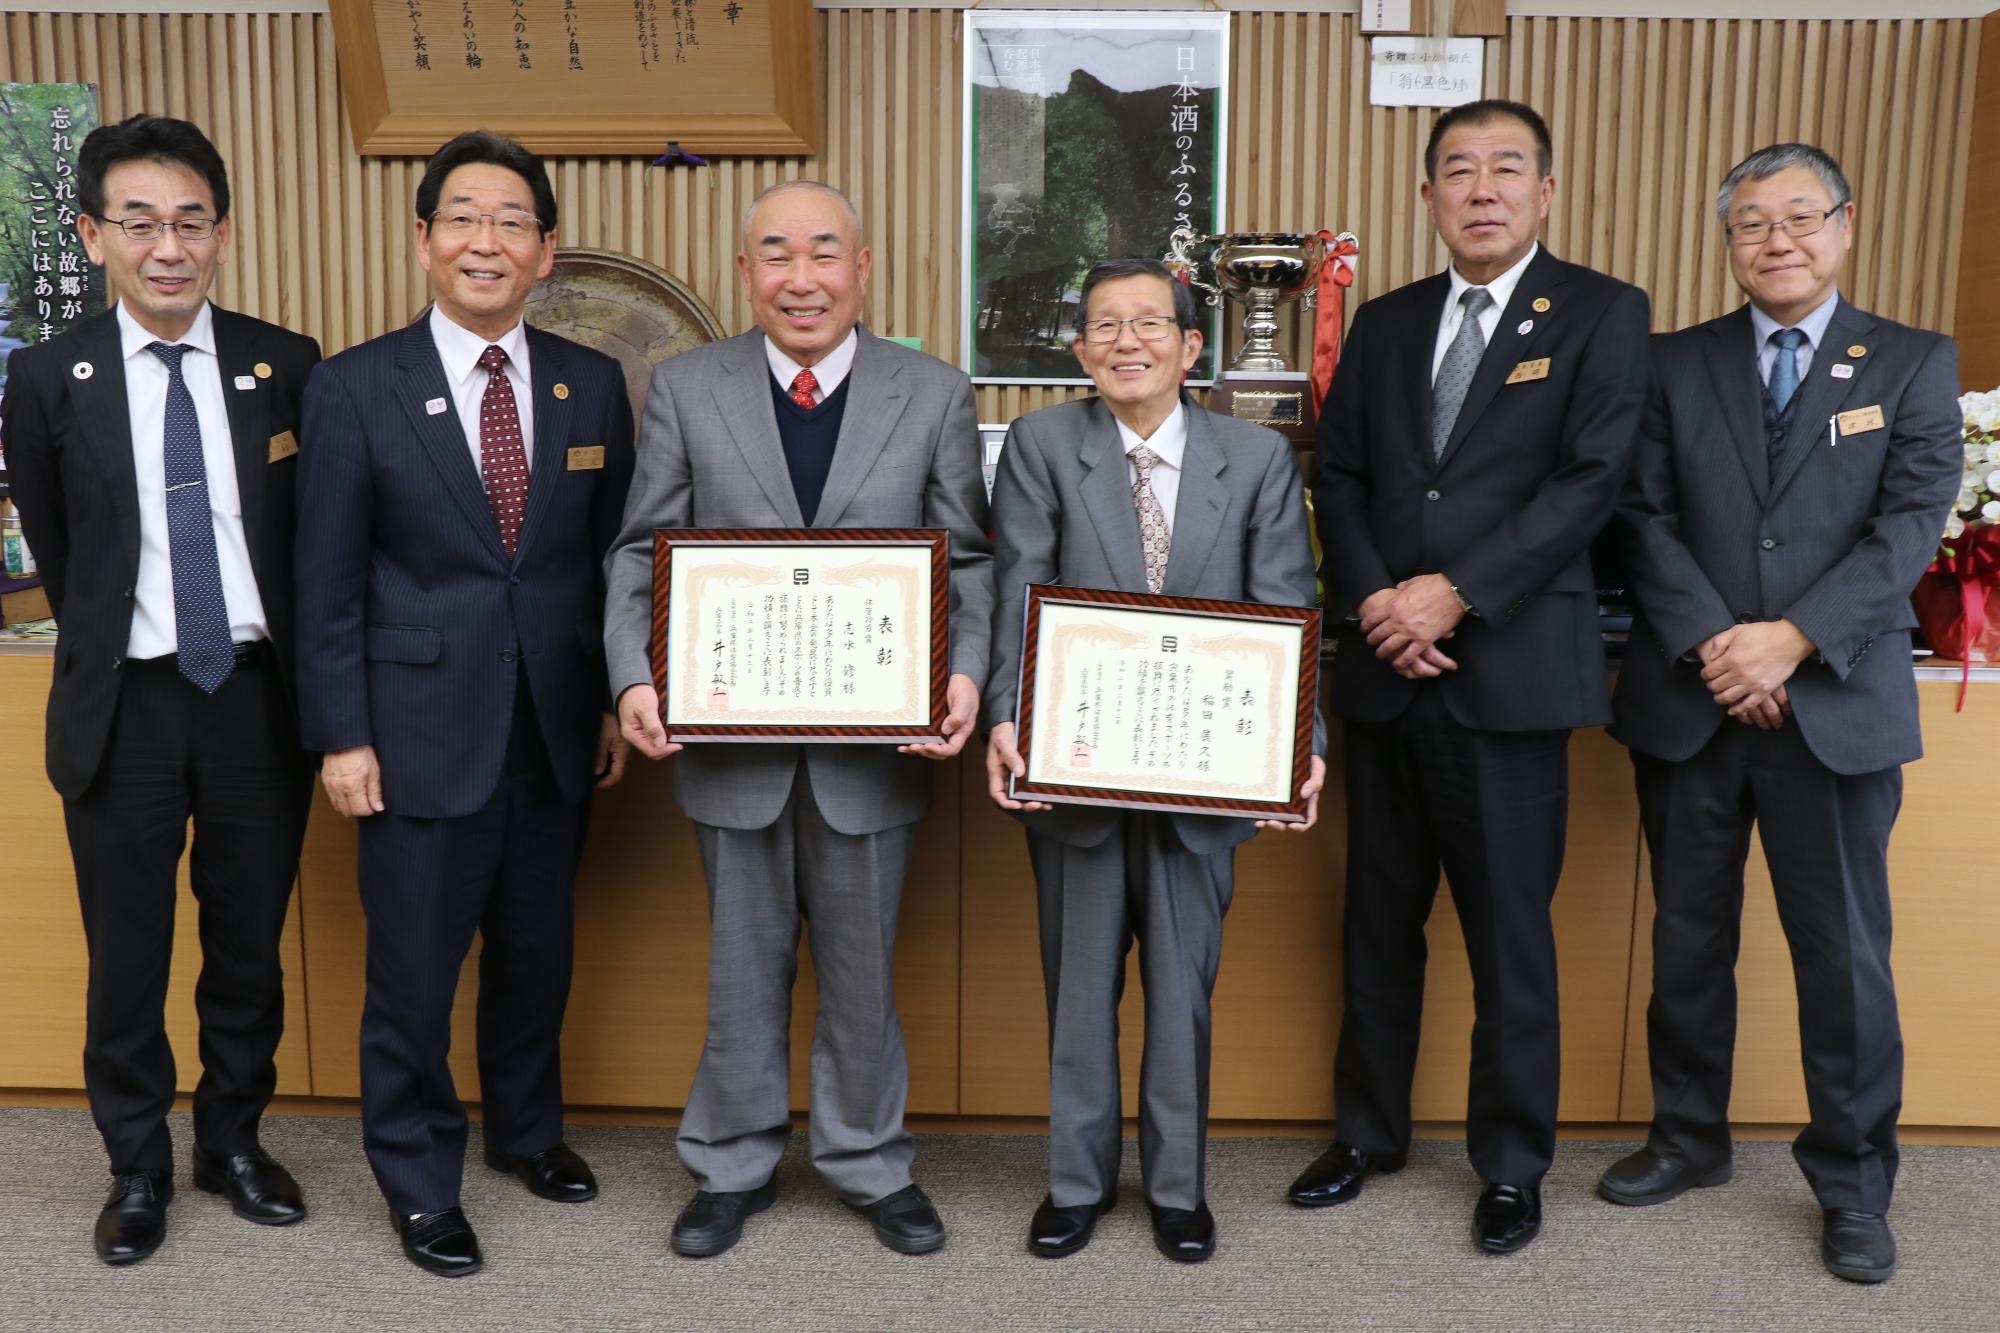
789,367,819,410
478,344,530,558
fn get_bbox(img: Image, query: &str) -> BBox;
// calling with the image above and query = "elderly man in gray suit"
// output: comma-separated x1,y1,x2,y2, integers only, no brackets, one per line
984,258,1325,1264
605,181,992,1258
1604,143,1961,1285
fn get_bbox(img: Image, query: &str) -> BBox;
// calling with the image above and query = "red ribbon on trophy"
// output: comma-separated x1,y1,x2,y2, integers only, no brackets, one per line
1310,231,1360,417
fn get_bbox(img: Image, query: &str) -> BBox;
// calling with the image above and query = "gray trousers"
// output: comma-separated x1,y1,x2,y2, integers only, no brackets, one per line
1028,815,1235,1212
677,761,918,1206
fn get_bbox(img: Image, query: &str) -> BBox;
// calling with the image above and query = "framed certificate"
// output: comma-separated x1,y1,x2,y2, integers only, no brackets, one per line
1012,585,1319,821
650,529,949,742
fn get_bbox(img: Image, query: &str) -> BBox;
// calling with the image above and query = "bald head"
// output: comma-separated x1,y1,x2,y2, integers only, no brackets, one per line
736,179,873,367
740,180,863,252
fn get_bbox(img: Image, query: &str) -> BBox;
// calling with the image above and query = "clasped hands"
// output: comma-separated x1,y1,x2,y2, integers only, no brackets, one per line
1359,573,1464,679
1697,620,1814,731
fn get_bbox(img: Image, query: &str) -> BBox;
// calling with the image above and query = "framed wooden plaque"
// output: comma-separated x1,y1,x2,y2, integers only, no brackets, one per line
1011,584,1319,821
329,0,818,156
650,529,950,743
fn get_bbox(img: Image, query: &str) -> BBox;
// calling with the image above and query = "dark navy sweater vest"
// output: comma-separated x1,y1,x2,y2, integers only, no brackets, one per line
771,373,851,525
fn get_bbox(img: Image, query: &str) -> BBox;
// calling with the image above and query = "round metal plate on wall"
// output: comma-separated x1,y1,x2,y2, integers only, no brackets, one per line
525,248,727,424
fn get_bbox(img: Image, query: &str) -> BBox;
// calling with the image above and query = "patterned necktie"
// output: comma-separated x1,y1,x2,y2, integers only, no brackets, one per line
1432,286,1495,460
1768,327,1804,413
789,368,819,410
1130,445,1171,595
478,344,530,559
146,341,234,694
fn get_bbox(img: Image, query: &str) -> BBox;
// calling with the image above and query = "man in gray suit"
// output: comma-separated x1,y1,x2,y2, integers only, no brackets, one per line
984,259,1324,1264
1604,143,1961,1284
605,180,991,1257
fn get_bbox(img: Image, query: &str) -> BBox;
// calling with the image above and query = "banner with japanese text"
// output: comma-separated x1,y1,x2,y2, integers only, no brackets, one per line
0,83,103,406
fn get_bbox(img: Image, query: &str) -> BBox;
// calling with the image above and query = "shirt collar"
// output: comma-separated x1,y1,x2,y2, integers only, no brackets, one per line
1748,289,1840,352
116,299,216,360
1444,241,1539,318
764,326,859,396
429,303,531,389
1114,400,1187,470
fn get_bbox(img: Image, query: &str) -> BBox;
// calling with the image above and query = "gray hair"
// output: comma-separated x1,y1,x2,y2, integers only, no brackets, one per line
740,180,864,249
1714,143,1852,224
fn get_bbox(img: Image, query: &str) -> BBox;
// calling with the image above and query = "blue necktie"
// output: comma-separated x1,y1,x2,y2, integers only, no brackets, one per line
1768,327,1804,414
147,342,234,694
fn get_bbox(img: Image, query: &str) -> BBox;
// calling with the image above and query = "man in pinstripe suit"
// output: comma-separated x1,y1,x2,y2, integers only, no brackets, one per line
294,131,635,1277
1603,143,1961,1284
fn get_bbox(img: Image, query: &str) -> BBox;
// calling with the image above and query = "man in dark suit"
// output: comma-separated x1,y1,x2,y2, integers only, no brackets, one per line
983,259,1325,1264
294,130,635,1277
1602,143,1960,1285
2,115,317,1264
608,181,992,1258
1295,99,1650,1253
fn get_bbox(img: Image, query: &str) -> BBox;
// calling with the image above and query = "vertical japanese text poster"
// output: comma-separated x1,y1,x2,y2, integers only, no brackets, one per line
964,11,1227,385
1,83,103,422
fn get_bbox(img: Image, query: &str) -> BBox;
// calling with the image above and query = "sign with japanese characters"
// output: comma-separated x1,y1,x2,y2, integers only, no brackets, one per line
329,0,815,155
0,83,104,399
1011,585,1319,822
1368,36,1485,109
963,10,1228,385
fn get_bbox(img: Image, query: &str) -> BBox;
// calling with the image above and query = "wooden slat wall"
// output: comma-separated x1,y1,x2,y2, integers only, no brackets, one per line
0,10,1981,425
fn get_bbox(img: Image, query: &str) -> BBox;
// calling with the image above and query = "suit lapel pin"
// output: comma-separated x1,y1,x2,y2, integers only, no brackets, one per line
1531,297,1551,313
234,374,257,390
1830,363,1854,380
1847,344,1867,358
425,396,448,416
553,382,569,400
72,361,93,380
1517,319,1534,336
253,361,273,379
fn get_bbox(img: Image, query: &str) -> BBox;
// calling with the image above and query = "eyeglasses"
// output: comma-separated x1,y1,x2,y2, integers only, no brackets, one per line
429,208,545,240
1724,208,1840,247
96,215,220,243
1080,316,1181,344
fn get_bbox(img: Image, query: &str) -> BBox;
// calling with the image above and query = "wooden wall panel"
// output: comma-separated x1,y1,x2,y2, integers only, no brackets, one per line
0,11,1979,422
1955,11,2000,389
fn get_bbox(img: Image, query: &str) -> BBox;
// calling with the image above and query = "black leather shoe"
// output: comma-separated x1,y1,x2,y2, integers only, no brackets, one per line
1028,1192,1116,1259
392,1206,483,1277
1597,1147,1731,1206
670,1179,777,1258
484,1143,599,1203
852,1183,947,1254
193,1146,306,1225
95,1170,173,1265
1822,1209,1896,1283
1288,1140,1407,1207
1472,1183,1542,1254
1149,1201,1216,1263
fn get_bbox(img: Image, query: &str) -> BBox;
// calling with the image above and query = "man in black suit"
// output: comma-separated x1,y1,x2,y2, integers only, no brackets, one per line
2,115,317,1264
1294,99,1649,1253
294,131,635,1277
1602,144,1960,1285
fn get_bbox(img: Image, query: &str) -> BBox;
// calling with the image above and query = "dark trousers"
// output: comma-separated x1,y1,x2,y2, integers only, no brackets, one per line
356,683,591,1215
62,649,311,1174
1334,687,1570,1186
1634,721,1903,1212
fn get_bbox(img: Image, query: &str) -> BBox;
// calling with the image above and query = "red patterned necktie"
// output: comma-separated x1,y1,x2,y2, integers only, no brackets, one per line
788,367,819,409
478,344,530,558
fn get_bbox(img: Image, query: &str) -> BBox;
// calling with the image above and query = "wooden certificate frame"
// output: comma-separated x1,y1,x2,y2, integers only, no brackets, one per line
1012,584,1319,820
650,529,949,742
329,0,818,156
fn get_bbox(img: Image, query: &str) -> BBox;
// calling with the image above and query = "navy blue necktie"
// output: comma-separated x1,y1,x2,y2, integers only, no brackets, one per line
1767,327,1804,413
147,342,234,694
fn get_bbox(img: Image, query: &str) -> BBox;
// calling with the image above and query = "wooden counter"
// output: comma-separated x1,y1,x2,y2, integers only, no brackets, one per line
2,645,1995,1132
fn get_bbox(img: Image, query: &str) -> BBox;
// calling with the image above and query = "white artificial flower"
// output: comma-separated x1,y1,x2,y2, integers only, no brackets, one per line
1961,489,1980,514
1988,468,2000,493
1947,513,1967,539
1985,500,2000,523
1986,440,2000,464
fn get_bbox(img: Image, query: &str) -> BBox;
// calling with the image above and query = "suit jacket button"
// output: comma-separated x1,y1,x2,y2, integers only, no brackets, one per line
1760,538,1776,550
501,649,516,662
1426,489,1441,501
112,657,123,671
122,587,133,599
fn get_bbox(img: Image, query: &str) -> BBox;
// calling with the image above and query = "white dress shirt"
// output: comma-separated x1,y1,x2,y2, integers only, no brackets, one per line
764,327,858,403
1432,242,1540,384
118,300,268,658
430,304,535,474
1115,401,1187,533
1749,289,1840,390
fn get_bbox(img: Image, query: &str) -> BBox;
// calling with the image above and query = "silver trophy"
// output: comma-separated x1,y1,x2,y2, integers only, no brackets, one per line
1166,228,1348,374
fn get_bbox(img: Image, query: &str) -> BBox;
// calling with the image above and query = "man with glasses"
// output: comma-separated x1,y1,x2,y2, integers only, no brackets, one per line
3,114,318,1264
294,130,635,1276
983,258,1324,1263
1604,143,1960,1284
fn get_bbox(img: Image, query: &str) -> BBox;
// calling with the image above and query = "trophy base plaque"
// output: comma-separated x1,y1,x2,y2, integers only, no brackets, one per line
1207,370,1317,447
